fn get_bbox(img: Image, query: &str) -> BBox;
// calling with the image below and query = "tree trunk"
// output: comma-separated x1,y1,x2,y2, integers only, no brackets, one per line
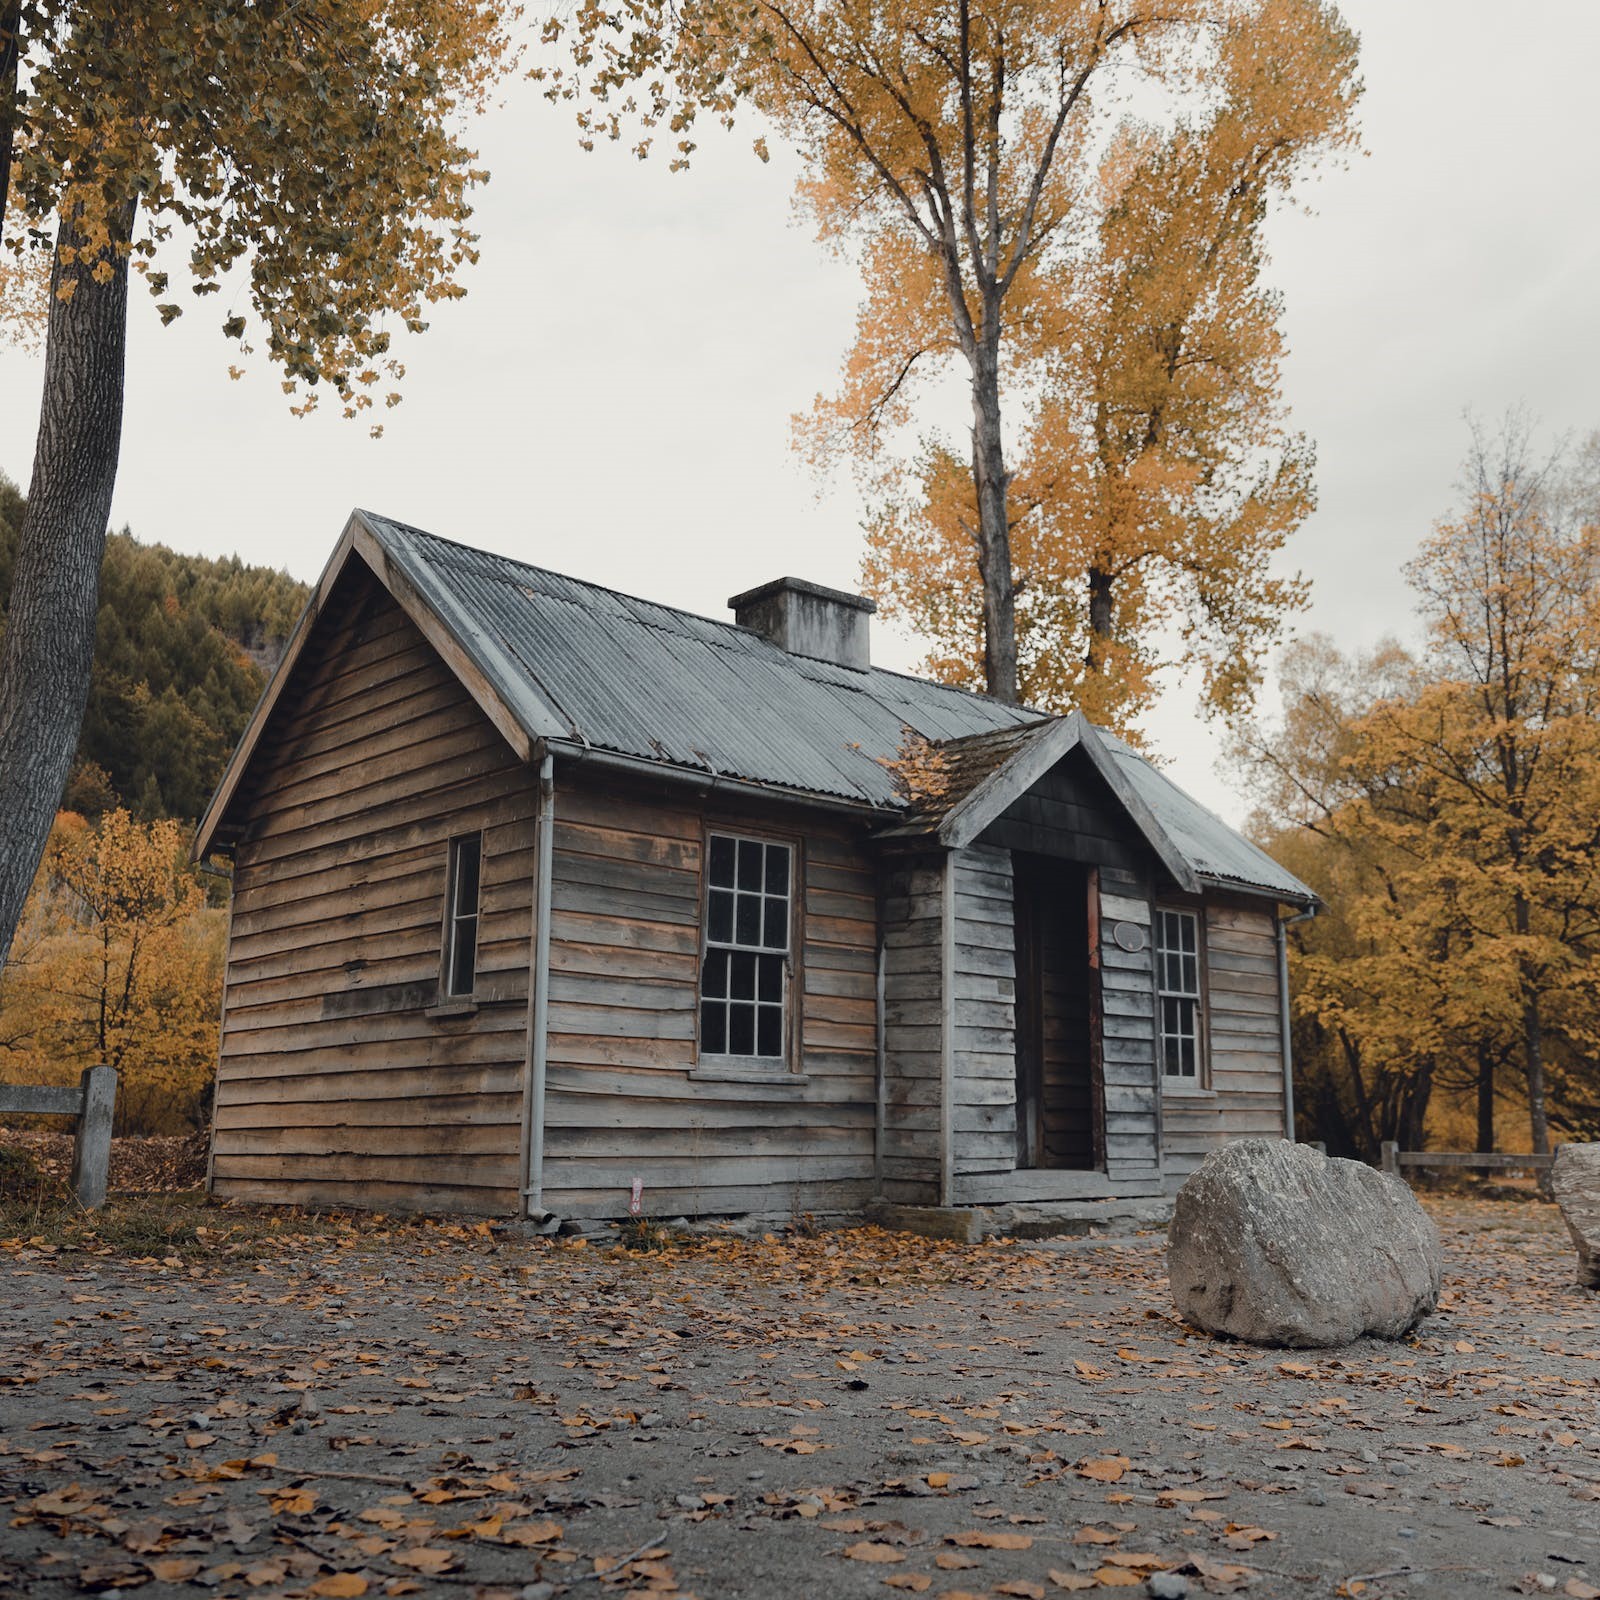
0,0,18,240
0,203,134,975
968,324,1018,704
1475,1042,1496,1154
1522,989,1551,1158
1086,565,1114,674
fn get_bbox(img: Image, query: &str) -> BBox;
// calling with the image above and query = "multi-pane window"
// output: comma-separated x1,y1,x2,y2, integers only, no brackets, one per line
442,833,482,998
1156,907,1203,1083
700,833,791,1060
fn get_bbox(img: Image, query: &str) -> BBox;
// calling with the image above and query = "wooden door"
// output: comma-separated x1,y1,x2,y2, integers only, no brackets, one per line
1013,857,1102,1171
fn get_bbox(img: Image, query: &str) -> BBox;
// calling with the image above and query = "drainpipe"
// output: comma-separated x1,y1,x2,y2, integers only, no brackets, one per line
523,751,556,1216
1276,903,1318,1142
874,927,887,1199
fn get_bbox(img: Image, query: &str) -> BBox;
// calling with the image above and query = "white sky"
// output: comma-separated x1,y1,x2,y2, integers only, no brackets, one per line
2,0,1597,823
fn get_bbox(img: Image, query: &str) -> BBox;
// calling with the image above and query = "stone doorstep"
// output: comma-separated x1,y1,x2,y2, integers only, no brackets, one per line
865,1197,1173,1245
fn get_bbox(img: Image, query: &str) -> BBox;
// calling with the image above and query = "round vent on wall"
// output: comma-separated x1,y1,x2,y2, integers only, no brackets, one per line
1112,921,1148,953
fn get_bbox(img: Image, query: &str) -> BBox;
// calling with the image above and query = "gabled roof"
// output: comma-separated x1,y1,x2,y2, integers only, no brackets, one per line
880,714,1315,906
195,509,1316,907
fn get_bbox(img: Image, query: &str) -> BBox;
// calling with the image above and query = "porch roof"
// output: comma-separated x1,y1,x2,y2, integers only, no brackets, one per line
889,713,1317,908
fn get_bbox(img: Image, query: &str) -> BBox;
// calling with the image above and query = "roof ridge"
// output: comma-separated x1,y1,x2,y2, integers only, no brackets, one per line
358,508,1040,716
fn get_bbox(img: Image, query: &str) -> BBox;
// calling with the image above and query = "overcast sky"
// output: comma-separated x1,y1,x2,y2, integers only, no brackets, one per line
2,0,1597,822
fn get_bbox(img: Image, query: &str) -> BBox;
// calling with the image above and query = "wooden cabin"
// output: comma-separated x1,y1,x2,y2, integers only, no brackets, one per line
195,510,1317,1224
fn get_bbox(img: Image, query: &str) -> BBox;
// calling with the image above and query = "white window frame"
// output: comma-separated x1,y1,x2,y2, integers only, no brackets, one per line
696,829,795,1073
441,832,483,999
1155,904,1207,1091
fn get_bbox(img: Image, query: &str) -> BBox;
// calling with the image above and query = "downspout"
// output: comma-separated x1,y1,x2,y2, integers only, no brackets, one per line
1276,903,1318,1142
939,850,956,1207
874,917,887,1200
522,750,556,1217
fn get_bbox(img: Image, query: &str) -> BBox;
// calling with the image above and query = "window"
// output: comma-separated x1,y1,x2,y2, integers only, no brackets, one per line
700,833,792,1061
1156,906,1203,1084
442,833,482,998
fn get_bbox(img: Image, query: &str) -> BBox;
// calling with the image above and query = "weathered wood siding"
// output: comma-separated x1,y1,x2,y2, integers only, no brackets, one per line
540,775,880,1219
878,847,1020,1204
1095,870,1162,1191
979,751,1143,872
949,846,1020,1181
211,565,536,1214
878,853,942,1203
1161,900,1289,1187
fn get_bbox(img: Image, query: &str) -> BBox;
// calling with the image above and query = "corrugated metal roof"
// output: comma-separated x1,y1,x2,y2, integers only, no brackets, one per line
359,512,1314,904
1097,731,1314,904
363,512,1034,808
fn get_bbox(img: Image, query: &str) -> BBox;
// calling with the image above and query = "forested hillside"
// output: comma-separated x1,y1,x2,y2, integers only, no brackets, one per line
0,478,308,822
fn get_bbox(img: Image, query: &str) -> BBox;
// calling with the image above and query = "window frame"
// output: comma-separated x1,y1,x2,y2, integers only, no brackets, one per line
440,831,484,1002
692,824,802,1080
1154,902,1210,1093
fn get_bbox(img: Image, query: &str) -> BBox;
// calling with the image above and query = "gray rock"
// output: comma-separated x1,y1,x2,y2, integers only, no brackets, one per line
1167,1139,1442,1347
1551,1143,1600,1288
1148,1574,1189,1599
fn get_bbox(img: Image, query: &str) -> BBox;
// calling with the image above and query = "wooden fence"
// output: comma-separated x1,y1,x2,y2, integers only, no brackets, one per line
0,1066,118,1208
1380,1142,1554,1178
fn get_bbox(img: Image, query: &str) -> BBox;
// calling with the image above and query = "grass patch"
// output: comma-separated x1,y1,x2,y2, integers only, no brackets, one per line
0,1189,512,1263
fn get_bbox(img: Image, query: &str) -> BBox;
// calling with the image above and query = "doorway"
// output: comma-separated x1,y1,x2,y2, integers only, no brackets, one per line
1013,857,1103,1171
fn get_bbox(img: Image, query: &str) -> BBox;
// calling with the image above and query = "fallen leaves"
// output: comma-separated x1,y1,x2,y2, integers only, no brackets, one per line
308,1575,370,1598
947,1529,1033,1550
844,1541,906,1564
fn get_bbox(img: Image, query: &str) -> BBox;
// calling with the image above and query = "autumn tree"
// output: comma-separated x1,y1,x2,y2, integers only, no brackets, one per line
859,1,1354,724
542,0,1358,724
0,809,223,1133
0,1,516,974
1240,419,1600,1159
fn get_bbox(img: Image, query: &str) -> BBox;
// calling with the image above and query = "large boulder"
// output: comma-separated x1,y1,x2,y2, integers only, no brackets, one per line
1168,1139,1442,1347
1552,1143,1600,1288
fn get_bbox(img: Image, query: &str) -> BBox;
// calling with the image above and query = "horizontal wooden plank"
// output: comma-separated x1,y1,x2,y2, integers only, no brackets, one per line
0,1083,83,1116
212,1177,520,1214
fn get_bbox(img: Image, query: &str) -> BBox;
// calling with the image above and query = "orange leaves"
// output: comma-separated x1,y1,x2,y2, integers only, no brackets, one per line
389,1546,457,1575
261,1486,317,1517
308,1576,370,1599
1076,1456,1130,1483
946,1529,1033,1551
844,1541,907,1564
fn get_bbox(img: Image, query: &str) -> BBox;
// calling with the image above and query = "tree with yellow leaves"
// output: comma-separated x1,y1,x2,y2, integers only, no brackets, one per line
857,0,1352,724
0,1,517,974
0,809,223,1133
1241,419,1600,1159
543,0,1358,728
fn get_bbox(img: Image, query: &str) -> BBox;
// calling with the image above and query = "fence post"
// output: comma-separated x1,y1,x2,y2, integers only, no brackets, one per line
70,1066,117,1210
1380,1141,1399,1177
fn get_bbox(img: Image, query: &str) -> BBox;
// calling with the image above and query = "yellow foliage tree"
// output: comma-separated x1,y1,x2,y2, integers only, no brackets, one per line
1240,420,1600,1159
859,0,1353,725
0,0,518,976
543,0,1357,728
0,810,224,1134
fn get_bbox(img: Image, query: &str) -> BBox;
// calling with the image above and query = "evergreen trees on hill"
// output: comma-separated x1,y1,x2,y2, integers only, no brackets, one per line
0,477,309,824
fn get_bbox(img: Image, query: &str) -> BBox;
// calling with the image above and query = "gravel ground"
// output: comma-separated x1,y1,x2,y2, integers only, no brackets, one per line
1,1197,1597,1600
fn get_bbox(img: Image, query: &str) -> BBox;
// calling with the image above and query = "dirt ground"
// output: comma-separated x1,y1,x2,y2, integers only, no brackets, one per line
1,1196,1598,1600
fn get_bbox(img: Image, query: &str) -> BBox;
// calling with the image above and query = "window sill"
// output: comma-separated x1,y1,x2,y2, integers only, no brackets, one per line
689,1063,809,1090
1162,1083,1219,1100
426,998,480,1020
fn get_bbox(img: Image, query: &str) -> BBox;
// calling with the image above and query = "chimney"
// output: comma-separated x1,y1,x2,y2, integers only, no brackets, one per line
729,577,875,671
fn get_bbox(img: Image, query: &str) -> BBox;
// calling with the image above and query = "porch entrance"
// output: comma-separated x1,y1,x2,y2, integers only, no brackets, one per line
1012,856,1104,1171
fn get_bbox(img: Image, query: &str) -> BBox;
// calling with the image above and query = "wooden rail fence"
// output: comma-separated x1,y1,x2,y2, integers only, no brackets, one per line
0,1067,118,1208
1381,1142,1554,1178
